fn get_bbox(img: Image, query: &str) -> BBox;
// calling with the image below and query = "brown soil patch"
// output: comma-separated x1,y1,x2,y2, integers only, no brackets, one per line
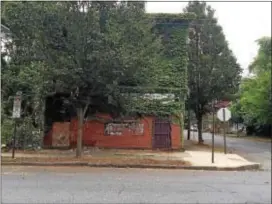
183,140,225,153
1,156,190,166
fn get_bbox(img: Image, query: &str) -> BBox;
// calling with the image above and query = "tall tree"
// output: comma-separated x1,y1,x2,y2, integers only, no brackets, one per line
1,1,162,156
249,37,271,74
184,1,241,143
232,37,271,134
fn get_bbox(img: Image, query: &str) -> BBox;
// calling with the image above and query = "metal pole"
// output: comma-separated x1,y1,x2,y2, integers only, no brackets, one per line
212,100,215,163
187,38,191,141
12,119,17,158
223,108,227,154
195,32,201,142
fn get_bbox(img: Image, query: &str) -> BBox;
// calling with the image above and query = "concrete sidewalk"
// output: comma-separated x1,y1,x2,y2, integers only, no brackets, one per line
1,149,260,171
183,151,259,168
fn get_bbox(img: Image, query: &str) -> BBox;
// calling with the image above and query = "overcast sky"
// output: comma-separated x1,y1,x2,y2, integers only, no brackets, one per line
146,1,271,76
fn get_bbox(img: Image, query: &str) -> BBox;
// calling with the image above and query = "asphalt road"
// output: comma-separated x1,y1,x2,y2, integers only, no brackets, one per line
189,131,271,171
1,166,271,204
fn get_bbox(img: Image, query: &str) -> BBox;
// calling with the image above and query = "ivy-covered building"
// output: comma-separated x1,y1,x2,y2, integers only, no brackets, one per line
43,13,192,150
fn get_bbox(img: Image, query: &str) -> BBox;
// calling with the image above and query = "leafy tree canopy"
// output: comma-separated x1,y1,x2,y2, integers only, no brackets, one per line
184,1,242,142
231,36,271,128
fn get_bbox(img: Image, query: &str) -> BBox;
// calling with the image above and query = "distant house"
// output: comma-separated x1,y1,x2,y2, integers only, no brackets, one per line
214,100,231,109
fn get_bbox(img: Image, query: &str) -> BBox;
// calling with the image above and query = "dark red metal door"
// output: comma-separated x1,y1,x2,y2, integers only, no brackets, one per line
153,117,171,149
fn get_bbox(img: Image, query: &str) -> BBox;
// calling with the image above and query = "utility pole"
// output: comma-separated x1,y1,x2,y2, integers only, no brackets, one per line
196,30,202,143
209,34,215,163
187,86,191,140
187,36,192,141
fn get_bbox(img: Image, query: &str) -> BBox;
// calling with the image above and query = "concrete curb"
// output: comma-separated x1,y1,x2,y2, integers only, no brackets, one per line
1,162,260,171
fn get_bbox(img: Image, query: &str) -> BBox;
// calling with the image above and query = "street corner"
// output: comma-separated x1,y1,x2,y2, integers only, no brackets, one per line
0,149,261,171
182,150,261,171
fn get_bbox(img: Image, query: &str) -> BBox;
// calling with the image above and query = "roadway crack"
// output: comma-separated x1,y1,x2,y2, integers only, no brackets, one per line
118,185,125,196
205,184,225,193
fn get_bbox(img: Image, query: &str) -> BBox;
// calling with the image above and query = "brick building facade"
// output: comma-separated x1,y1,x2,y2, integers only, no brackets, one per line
43,114,181,150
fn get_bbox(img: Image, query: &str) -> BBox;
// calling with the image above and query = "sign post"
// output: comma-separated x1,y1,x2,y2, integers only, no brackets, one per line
216,107,231,154
11,91,22,159
211,100,215,163
223,108,227,154
12,120,17,159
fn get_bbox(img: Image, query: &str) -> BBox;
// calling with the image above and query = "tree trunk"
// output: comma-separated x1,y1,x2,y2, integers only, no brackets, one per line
187,109,191,140
179,112,184,149
236,122,239,137
76,107,83,158
197,115,204,144
270,124,272,138
39,100,45,149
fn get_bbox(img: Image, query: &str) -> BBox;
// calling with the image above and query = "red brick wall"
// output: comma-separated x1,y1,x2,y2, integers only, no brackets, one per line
52,122,70,147
43,129,52,147
44,114,182,149
70,114,153,149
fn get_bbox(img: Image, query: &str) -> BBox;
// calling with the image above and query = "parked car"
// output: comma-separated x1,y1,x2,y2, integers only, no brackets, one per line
190,124,198,132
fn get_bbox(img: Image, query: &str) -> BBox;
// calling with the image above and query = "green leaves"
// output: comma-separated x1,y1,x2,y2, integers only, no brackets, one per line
185,1,241,114
184,1,242,141
249,37,271,74
232,37,271,126
1,1,175,118
241,74,270,124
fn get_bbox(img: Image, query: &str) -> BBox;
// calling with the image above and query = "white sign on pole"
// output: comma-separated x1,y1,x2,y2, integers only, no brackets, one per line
217,107,231,122
12,95,22,118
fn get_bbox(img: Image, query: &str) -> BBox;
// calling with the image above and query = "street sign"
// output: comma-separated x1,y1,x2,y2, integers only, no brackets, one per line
216,107,231,154
12,94,22,118
11,92,22,158
217,107,231,122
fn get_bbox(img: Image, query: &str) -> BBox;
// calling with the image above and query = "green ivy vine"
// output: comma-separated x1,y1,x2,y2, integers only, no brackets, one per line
124,13,193,121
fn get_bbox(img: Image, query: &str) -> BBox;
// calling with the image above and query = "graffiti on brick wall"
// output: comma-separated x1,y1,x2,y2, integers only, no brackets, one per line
104,122,144,136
